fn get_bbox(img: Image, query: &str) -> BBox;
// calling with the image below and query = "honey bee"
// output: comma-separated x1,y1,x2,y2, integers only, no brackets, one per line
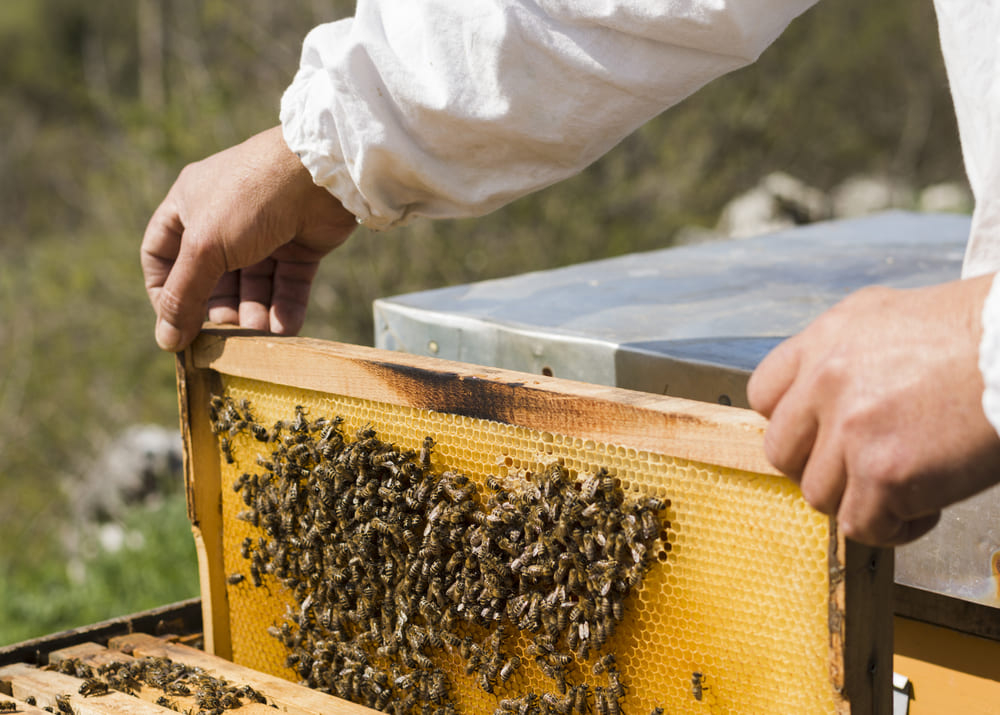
413,651,434,671
499,656,520,682
196,692,221,711
227,573,245,585
523,563,553,580
394,672,418,691
419,436,434,470
580,473,601,501
607,667,625,702
290,405,309,433
235,508,259,527
208,395,225,424
518,693,539,715
593,653,616,675
220,436,235,464
692,671,704,701
427,673,447,704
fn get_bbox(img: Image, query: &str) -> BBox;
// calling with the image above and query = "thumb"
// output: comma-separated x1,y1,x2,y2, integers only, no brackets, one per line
153,232,227,352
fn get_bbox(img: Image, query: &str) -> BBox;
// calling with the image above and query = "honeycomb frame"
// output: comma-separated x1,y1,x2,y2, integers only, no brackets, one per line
177,328,893,714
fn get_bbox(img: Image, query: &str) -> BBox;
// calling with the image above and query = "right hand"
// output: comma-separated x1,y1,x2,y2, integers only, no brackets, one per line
141,126,357,352
746,276,1000,546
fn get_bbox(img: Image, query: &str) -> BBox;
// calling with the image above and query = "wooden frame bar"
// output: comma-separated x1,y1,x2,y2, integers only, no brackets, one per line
178,326,892,714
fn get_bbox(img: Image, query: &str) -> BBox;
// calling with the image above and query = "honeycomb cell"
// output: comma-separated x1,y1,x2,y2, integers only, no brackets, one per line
214,375,833,715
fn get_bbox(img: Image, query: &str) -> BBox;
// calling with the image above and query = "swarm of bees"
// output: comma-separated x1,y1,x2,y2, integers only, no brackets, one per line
211,395,668,715
48,655,267,714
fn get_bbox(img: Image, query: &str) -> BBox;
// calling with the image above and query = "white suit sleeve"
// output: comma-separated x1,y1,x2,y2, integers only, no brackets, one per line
934,2,1000,433
280,0,817,230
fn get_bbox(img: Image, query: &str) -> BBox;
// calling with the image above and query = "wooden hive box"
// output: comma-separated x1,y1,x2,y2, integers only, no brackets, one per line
177,327,892,714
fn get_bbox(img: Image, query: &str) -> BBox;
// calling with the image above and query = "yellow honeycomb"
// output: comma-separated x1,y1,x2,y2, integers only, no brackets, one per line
216,375,832,714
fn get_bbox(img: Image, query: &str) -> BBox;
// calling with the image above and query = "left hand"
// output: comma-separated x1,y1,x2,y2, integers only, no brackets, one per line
141,127,357,352
747,274,1000,547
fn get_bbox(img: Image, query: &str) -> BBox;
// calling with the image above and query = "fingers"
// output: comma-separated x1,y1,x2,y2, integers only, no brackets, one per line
762,389,819,480
754,338,818,480
796,424,845,515
837,471,942,546
747,336,801,418
239,260,276,331
203,258,320,336
270,259,320,335
207,271,240,326
140,203,184,309
148,225,228,352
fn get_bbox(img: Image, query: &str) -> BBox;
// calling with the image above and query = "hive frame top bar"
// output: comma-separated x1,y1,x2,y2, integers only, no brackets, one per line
190,326,778,477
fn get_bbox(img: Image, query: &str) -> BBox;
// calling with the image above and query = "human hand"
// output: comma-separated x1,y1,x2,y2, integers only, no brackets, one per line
141,126,357,352
747,274,1000,547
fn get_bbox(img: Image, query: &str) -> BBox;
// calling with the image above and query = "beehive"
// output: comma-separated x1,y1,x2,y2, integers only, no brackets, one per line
178,328,892,714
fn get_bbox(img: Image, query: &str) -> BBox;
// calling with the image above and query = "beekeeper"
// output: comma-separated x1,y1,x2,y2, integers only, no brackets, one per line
140,1,1000,547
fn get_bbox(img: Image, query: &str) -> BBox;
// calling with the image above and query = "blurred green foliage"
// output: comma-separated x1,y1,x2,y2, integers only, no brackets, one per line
0,0,965,643
0,495,197,644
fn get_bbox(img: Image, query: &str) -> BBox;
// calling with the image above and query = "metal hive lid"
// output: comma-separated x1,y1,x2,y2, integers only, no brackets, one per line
375,211,967,406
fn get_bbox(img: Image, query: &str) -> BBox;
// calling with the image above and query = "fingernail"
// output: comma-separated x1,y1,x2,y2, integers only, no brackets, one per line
156,319,183,352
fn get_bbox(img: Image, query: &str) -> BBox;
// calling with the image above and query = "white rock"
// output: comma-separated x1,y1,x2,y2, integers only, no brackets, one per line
918,182,972,214
831,175,913,218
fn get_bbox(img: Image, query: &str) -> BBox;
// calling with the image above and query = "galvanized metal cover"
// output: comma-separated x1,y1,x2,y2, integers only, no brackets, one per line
373,210,1000,607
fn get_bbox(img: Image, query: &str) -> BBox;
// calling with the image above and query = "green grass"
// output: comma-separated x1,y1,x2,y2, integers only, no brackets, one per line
0,494,198,645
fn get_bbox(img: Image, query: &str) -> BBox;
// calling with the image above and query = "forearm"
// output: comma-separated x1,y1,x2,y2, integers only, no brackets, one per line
280,0,818,230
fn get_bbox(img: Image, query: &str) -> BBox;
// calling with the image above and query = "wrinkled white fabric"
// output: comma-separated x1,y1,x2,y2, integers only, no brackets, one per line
936,1,1000,279
933,1,1000,432
280,0,817,230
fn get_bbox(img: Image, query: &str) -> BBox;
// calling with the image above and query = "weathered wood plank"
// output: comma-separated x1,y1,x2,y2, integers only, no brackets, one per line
48,643,115,666
177,350,230,659
0,694,52,714
191,328,779,476
48,642,276,714
894,583,1000,642
110,633,381,715
0,662,173,715
0,599,201,669
827,535,894,715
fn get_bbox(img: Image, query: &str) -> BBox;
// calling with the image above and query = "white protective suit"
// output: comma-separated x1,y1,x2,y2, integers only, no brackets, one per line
279,0,1000,431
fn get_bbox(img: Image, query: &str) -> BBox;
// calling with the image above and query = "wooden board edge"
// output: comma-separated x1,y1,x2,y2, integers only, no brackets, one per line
0,600,201,668
190,328,780,477
112,634,384,715
176,351,231,660
829,526,893,714
893,583,1000,642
